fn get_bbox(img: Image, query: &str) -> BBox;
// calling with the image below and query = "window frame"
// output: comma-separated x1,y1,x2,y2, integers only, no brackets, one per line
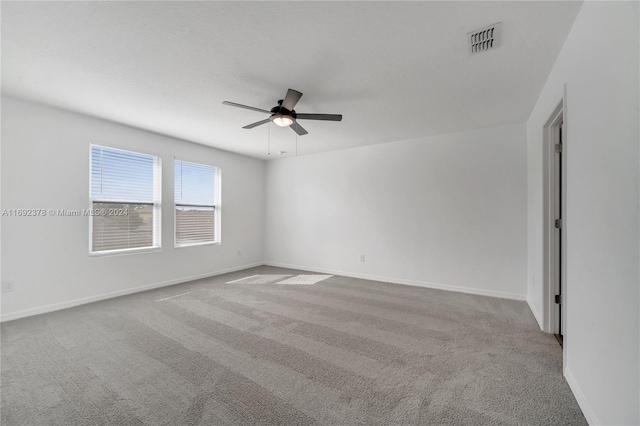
173,158,221,248
89,142,162,256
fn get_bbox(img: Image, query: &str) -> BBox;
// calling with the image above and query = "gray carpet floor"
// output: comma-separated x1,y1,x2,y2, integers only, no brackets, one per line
1,265,586,425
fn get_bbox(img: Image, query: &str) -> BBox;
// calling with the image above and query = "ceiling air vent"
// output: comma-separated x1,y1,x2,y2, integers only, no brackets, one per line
468,22,501,54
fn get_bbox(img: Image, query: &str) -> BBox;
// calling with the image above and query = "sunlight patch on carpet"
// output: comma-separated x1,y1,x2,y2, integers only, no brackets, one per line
226,274,333,285
226,274,292,284
275,275,333,285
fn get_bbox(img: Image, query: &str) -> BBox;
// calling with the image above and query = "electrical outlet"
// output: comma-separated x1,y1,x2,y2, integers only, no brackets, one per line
360,254,365,262
237,250,242,257
2,280,15,293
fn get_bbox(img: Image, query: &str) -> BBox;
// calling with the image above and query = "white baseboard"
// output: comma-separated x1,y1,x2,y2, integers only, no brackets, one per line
564,366,599,425
264,261,526,301
526,294,544,330
0,262,262,322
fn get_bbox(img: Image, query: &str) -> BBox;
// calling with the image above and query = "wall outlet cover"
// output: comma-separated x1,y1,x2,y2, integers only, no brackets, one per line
2,281,15,293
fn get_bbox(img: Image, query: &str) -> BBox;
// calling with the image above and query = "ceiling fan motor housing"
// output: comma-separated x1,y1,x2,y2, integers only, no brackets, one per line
270,101,296,119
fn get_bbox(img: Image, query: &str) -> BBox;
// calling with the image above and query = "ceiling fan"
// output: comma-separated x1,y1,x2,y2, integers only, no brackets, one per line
222,89,342,136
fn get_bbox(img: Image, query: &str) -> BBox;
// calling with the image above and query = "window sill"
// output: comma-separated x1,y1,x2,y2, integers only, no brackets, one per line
89,246,162,258
174,241,219,249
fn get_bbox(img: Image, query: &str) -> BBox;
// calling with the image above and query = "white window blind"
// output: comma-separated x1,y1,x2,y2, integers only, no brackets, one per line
90,145,161,253
174,160,219,247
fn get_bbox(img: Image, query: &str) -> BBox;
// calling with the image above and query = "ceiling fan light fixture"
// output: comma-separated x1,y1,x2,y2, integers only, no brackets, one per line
272,114,294,127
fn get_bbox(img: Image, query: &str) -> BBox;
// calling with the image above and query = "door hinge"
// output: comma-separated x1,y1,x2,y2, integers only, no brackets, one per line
554,219,562,229
555,143,563,153
555,294,562,304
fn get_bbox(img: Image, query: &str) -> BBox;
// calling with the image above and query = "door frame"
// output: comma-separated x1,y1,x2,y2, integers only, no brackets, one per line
542,94,567,348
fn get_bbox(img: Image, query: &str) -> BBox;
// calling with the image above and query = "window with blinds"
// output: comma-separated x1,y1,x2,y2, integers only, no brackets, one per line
90,145,161,254
174,160,219,247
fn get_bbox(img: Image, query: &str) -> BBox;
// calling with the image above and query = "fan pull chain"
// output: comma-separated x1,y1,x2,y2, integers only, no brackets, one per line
268,122,271,156
296,133,298,156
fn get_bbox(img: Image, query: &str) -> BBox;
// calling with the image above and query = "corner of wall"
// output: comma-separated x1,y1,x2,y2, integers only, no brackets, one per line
526,293,543,330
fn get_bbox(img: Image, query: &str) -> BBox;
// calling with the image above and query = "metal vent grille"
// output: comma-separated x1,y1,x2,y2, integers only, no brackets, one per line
468,23,501,54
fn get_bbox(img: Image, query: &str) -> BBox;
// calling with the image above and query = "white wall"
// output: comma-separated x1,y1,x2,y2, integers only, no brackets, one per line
1,97,265,320
265,123,527,300
526,2,639,424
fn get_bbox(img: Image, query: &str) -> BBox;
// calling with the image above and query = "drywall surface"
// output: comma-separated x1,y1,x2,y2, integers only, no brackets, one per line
526,2,639,424
1,97,265,320
265,123,527,300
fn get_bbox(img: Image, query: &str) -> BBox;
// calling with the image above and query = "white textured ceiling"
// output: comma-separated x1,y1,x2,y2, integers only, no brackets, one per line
2,1,582,160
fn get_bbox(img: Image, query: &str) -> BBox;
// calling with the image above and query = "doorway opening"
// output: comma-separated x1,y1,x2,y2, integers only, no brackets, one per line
543,100,565,347
554,120,563,346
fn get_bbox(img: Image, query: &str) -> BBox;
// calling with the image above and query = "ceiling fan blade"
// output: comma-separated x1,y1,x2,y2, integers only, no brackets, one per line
282,89,303,111
290,121,308,136
222,101,271,114
243,118,272,129
295,113,342,121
